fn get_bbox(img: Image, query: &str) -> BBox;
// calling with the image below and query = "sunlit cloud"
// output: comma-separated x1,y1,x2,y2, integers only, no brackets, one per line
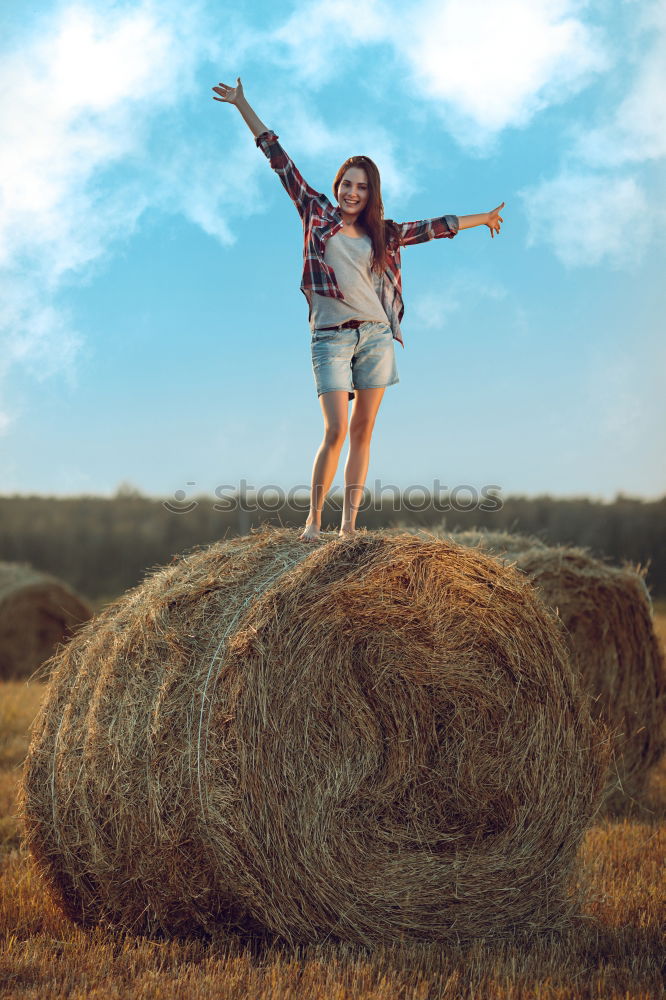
266,0,388,82
391,0,610,152
571,0,666,167
411,271,508,331
518,171,651,269
0,0,264,435
262,94,422,203
518,0,666,266
259,0,610,153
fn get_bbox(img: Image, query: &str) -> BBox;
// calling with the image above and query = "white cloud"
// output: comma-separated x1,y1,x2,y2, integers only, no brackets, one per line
392,0,610,151
0,0,260,436
0,276,85,381
259,0,609,152
0,2,202,280
518,171,652,268
264,95,422,203
571,1,666,167
411,270,508,330
518,0,666,266
267,0,388,82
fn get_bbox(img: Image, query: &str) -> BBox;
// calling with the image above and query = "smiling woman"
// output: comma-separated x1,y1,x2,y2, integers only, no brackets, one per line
212,76,504,541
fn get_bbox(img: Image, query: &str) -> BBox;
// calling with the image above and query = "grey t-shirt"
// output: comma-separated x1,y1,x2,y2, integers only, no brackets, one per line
306,231,390,331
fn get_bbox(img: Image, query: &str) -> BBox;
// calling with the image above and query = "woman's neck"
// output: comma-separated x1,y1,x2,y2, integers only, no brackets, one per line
339,215,365,236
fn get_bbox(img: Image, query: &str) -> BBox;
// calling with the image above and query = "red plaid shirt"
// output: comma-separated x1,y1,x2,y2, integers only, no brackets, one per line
254,130,459,349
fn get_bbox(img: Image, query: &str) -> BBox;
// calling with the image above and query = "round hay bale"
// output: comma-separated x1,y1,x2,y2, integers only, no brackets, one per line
511,545,666,813
0,561,93,681
409,527,666,813
19,525,611,948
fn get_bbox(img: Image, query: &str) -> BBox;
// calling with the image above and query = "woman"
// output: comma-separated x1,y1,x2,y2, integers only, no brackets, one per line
212,77,504,543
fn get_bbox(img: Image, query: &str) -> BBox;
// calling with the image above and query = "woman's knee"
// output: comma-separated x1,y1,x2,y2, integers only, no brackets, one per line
349,416,375,442
319,390,349,447
323,422,347,448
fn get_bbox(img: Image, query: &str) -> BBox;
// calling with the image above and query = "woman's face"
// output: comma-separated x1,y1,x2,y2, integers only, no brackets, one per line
338,166,369,220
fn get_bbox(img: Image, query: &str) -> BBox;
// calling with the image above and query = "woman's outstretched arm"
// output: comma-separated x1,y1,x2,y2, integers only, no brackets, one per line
212,76,322,219
395,202,505,247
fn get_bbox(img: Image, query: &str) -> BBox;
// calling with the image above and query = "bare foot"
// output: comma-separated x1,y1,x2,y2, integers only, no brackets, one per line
299,522,322,542
338,525,356,538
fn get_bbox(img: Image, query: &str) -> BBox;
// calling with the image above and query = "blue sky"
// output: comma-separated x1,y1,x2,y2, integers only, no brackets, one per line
1,0,665,506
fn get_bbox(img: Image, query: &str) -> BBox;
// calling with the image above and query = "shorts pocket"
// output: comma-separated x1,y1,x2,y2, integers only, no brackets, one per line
311,328,338,343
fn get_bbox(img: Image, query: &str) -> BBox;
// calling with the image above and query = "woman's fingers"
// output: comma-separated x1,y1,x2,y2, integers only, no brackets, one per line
489,204,504,236
212,84,234,102
485,203,504,236
211,77,242,104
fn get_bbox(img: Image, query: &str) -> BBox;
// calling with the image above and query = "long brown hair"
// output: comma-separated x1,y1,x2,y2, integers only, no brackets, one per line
332,155,400,276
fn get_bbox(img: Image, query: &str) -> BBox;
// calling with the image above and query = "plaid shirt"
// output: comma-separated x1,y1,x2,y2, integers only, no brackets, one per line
254,130,459,349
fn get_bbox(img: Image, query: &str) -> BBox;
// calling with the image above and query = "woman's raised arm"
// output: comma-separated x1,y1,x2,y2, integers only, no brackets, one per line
212,76,269,139
212,76,322,221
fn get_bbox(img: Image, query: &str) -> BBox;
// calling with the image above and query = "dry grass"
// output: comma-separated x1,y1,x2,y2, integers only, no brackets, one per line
0,551,664,997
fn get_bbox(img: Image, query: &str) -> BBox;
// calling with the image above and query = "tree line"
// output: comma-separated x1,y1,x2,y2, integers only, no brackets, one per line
1,490,664,605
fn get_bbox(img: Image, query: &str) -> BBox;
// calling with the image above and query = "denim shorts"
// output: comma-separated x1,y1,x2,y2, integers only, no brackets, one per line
310,320,400,400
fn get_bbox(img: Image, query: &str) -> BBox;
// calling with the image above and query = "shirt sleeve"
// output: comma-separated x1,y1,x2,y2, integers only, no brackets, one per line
254,129,324,220
392,215,459,247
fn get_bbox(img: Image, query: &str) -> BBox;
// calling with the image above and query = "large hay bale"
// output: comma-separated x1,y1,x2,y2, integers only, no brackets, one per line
19,526,611,948
0,562,93,681
395,526,666,812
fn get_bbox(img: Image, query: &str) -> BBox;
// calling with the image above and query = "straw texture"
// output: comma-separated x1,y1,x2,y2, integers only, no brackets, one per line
391,526,666,812
0,561,93,680
19,525,611,947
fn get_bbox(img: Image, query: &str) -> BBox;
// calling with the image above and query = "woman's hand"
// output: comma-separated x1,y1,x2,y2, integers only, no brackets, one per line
485,202,505,238
212,76,244,106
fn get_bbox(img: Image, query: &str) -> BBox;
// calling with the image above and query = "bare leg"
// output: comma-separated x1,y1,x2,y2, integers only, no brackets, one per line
340,387,385,536
299,390,349,542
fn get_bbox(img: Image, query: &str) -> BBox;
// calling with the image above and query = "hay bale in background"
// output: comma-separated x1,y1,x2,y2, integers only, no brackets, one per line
510,544,666,812
389,525,666,812
19,525,610,948
0,562,93,681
